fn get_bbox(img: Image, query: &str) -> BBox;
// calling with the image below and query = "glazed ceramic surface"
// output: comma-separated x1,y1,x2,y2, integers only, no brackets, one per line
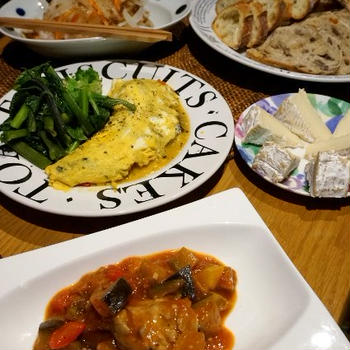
0,0,191,57
0,60,234,216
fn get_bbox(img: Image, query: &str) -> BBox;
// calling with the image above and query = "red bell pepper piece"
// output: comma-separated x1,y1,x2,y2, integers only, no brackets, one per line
49,321,85,349
50,289,72,313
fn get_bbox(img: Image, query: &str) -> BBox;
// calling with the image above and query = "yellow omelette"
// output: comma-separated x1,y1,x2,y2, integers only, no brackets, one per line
45,79,190,190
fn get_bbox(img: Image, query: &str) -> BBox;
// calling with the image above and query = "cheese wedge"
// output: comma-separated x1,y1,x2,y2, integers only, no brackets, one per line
241,105,305,146
274,89,332,143
333,109,350,137
305,134,350,158
252,142,300,183
305,150,350,198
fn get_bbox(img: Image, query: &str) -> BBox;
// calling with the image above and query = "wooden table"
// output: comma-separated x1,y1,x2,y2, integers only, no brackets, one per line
0,23,349,331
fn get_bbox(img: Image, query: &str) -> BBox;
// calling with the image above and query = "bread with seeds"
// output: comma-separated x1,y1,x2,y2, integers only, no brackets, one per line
305,9,350,73
246,19,343,74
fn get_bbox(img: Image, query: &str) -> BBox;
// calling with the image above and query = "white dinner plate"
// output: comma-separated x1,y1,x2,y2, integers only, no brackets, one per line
0,188,349,349
0,0,191,58
189,0,350,83
235,93,350,197
0,60,234,217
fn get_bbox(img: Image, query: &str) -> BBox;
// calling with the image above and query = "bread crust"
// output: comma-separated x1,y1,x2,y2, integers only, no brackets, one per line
246,15,346,74
215,0,252,13
257,0,287,29
247,1,269,46
213,3,254,49
283,0,319,20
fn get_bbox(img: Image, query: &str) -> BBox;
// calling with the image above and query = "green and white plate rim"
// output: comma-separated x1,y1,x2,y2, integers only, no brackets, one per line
0,60,234,217
235,92,350,197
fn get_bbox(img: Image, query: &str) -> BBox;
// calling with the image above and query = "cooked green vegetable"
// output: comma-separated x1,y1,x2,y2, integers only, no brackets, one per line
10,141,51,169
1,129,28,142
10,104,29,129
0,63,135,169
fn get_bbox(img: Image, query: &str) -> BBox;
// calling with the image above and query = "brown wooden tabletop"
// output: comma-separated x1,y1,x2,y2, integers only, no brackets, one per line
0,21,349,328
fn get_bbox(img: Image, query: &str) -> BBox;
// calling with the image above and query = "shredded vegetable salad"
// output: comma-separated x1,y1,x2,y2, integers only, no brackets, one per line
25,0,153,40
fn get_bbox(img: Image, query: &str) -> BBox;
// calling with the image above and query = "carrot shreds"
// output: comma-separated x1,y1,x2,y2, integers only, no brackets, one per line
54,8,76,23
54,32,64,40
87,11,101,24
114,0,121,12
53,9,77,39
88,0,110,25
71,12,81,23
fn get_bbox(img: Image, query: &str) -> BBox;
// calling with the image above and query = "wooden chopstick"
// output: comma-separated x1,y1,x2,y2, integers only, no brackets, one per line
0,17,172,43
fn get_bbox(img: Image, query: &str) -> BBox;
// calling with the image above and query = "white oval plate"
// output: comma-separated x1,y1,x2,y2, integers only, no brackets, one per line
235,93,350,197
0,0,191,58
189,0,350,83
0,60,234,217
0,188,349,349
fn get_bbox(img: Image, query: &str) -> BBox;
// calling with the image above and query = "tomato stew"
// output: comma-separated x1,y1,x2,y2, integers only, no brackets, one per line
33,247,237,350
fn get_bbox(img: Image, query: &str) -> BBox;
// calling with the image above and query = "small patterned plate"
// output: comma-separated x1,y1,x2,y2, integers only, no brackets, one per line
235,93,350,197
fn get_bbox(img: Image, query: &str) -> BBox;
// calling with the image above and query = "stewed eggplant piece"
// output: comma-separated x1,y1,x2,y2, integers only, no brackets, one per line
38,319,65,332
103,278,132,315
90,278,132,317
148,279,185,298
148,265,196,301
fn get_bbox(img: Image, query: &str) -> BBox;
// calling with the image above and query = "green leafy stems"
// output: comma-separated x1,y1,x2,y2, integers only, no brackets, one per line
0,63,135,169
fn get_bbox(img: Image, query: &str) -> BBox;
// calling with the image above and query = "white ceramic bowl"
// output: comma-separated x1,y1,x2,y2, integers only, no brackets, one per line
0,0,191,57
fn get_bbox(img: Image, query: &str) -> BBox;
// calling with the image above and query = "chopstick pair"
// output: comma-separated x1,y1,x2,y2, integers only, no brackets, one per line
0,17,172,43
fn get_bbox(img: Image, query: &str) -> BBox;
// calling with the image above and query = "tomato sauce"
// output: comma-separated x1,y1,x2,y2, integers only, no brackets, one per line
33,247,237,350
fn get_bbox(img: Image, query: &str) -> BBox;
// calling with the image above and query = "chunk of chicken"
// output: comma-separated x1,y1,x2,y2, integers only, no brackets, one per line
113,298,205,350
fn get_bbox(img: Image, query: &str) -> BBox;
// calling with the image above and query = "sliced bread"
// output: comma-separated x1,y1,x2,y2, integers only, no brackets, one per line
282,0,319,19
212,3,254,49
246,19,343,74
300,9,350,74
256,0,287,30
215,0,251,13
247,1,269,46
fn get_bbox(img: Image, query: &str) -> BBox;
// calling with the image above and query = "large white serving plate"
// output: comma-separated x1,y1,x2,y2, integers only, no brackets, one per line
0,188,348,349
0,60,234,217
189,0,350,83
0,0,191,58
